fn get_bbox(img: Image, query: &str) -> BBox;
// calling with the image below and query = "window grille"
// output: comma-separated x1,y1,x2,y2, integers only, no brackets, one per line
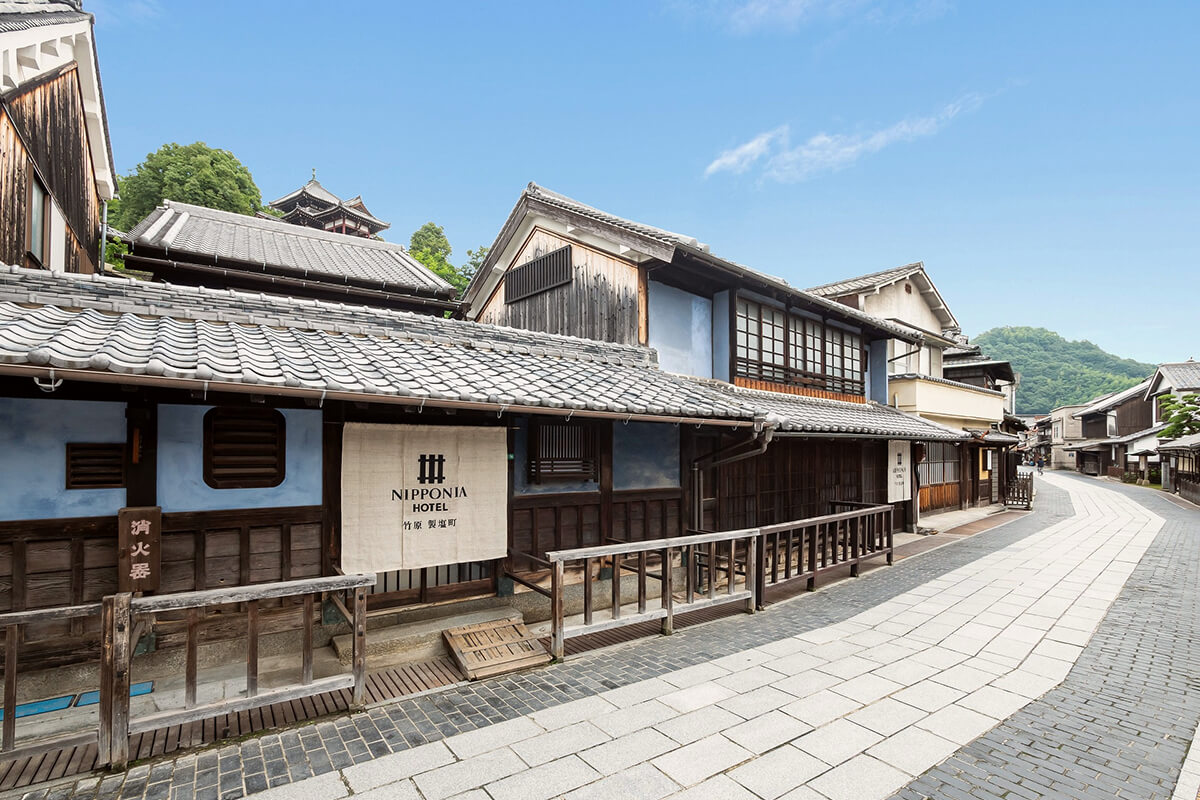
505,245,573,303
528,421,599,483
65,443,126,489
917,442,960,485
203,407,287,489
734,297,864,394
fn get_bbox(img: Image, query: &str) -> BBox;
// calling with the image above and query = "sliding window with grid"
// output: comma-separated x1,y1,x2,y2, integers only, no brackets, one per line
822,327,864,394
735,299,787,382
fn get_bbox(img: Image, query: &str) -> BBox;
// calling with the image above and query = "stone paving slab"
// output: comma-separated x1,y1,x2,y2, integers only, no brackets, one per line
16,474,1200,800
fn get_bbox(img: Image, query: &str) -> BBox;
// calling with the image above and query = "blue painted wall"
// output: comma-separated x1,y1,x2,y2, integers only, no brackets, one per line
712,290,731,382
157,405,322,512
0,397,126,520
614,422,679,491
869,339,889,405
647,281,712,379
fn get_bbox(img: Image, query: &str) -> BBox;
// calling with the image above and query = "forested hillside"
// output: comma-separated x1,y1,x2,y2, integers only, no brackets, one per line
972,327,1156,415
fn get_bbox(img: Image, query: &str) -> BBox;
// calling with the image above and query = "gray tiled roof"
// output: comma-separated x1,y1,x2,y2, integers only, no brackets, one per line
0,265,753,421
806,263,923,298
0,0,86,33
1159,432,1200,452
525,183,705,249
696,381,968,442
126,201,451,297
1153,361,1200,393
1072,379,1152,418
0,265,964,441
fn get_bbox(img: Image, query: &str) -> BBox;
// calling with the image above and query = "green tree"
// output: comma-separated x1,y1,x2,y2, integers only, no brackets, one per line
110,142,263,231
408,222,474,295
1159,393,1200,440
462,245,489,285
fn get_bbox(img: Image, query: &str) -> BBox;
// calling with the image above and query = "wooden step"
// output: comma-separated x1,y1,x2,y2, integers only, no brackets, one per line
443,618,551,680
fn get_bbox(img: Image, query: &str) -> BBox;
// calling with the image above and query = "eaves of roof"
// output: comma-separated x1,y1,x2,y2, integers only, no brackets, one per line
1072,379,1152,418
888,372,1007,398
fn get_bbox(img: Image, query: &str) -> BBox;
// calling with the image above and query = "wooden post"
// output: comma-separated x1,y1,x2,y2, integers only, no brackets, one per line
806,525,818,591
302,594,314,685
246,600,259,698
550,561,565,660
610,554,621,620
98,597,114,764
850,517,860,578
637,551,647,614
106,593,132,770
351,587,366,708
886,508,895,564
661,548,674,635
755,532,767,604
3,624,17,752
746,535,758,613
582,558,593,627
185,608,198,708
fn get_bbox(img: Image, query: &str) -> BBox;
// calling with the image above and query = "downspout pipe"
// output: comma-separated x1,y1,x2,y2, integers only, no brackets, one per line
689,421,775,531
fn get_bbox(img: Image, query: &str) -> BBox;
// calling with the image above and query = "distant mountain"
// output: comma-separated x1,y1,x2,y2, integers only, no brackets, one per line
972,327,1156,416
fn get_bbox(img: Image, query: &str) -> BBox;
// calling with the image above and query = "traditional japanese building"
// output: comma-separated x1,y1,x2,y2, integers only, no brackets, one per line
266,176,390,238
808,264,1019,514
121,200,457,313
0,0,116,273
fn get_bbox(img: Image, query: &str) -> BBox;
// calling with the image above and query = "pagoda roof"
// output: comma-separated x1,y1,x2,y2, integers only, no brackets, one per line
268,179,390,233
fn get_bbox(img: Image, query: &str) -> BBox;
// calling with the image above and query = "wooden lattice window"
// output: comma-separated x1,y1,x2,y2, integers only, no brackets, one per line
65,443,126,489
203,407,286,489
505,245,572,303
528,421,599,483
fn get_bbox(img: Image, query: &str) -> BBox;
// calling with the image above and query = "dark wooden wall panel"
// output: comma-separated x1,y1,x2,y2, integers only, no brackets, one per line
1,64,101,272
0,110,31,268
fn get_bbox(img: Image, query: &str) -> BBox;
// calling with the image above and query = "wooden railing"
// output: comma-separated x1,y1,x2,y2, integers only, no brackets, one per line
1005,475,1034,510
0,574,374,771
0,603,103,761
757,504,893,599
538,528,760,660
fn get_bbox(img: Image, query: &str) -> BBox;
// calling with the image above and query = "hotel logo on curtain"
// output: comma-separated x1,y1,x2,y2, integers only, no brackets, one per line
341,423,508,573
887,440,913,503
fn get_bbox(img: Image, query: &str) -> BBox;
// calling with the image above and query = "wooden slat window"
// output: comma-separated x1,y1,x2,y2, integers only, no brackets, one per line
505,245,573,303
528,421,599,484
917,442,960,485
203,407,286,489
65,443,126,489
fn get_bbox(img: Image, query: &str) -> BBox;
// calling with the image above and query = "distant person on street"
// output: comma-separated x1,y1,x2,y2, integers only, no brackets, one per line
1036,455,1045,475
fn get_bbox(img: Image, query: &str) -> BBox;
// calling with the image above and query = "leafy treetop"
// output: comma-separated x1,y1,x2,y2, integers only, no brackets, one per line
407,222,485,297
1159,393,1200,440
110,142,263,232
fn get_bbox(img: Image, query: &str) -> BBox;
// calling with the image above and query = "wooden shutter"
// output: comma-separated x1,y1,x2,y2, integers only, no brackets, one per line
504,245,572,303
65,443,126,489
203,407,286,489
528,421,599,483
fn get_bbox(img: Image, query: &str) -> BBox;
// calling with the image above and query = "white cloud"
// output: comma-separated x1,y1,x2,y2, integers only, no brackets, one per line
704,125,789,177
676,0,951,34
705,94,983,183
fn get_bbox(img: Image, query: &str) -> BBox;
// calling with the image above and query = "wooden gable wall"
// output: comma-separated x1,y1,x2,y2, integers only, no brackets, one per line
476,227,643,345
0,64,100,273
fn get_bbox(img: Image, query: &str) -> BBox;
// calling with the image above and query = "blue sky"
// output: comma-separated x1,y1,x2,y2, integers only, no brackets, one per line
91,1,1197,364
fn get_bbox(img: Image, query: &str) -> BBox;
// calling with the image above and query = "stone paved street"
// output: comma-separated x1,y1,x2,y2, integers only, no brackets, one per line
17,472,1200,800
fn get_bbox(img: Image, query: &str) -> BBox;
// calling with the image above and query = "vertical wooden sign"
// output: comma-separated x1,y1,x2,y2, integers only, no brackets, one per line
118,506,161,593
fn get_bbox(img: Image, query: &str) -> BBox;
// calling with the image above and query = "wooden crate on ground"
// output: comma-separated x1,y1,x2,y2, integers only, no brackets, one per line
442,619,551,680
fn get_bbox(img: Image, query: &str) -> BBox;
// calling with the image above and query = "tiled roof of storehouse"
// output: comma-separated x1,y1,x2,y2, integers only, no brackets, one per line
1147,361,1200,397
0,265,752,421
126,201,452,297
697,381,969,442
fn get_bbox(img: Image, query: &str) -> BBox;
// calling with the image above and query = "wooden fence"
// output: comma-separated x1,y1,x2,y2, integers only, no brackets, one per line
531,528,759,660
0,574,374,770
1179,473,1200,506
1005,475,1034,510
758,502,893,599
523,502,894,660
